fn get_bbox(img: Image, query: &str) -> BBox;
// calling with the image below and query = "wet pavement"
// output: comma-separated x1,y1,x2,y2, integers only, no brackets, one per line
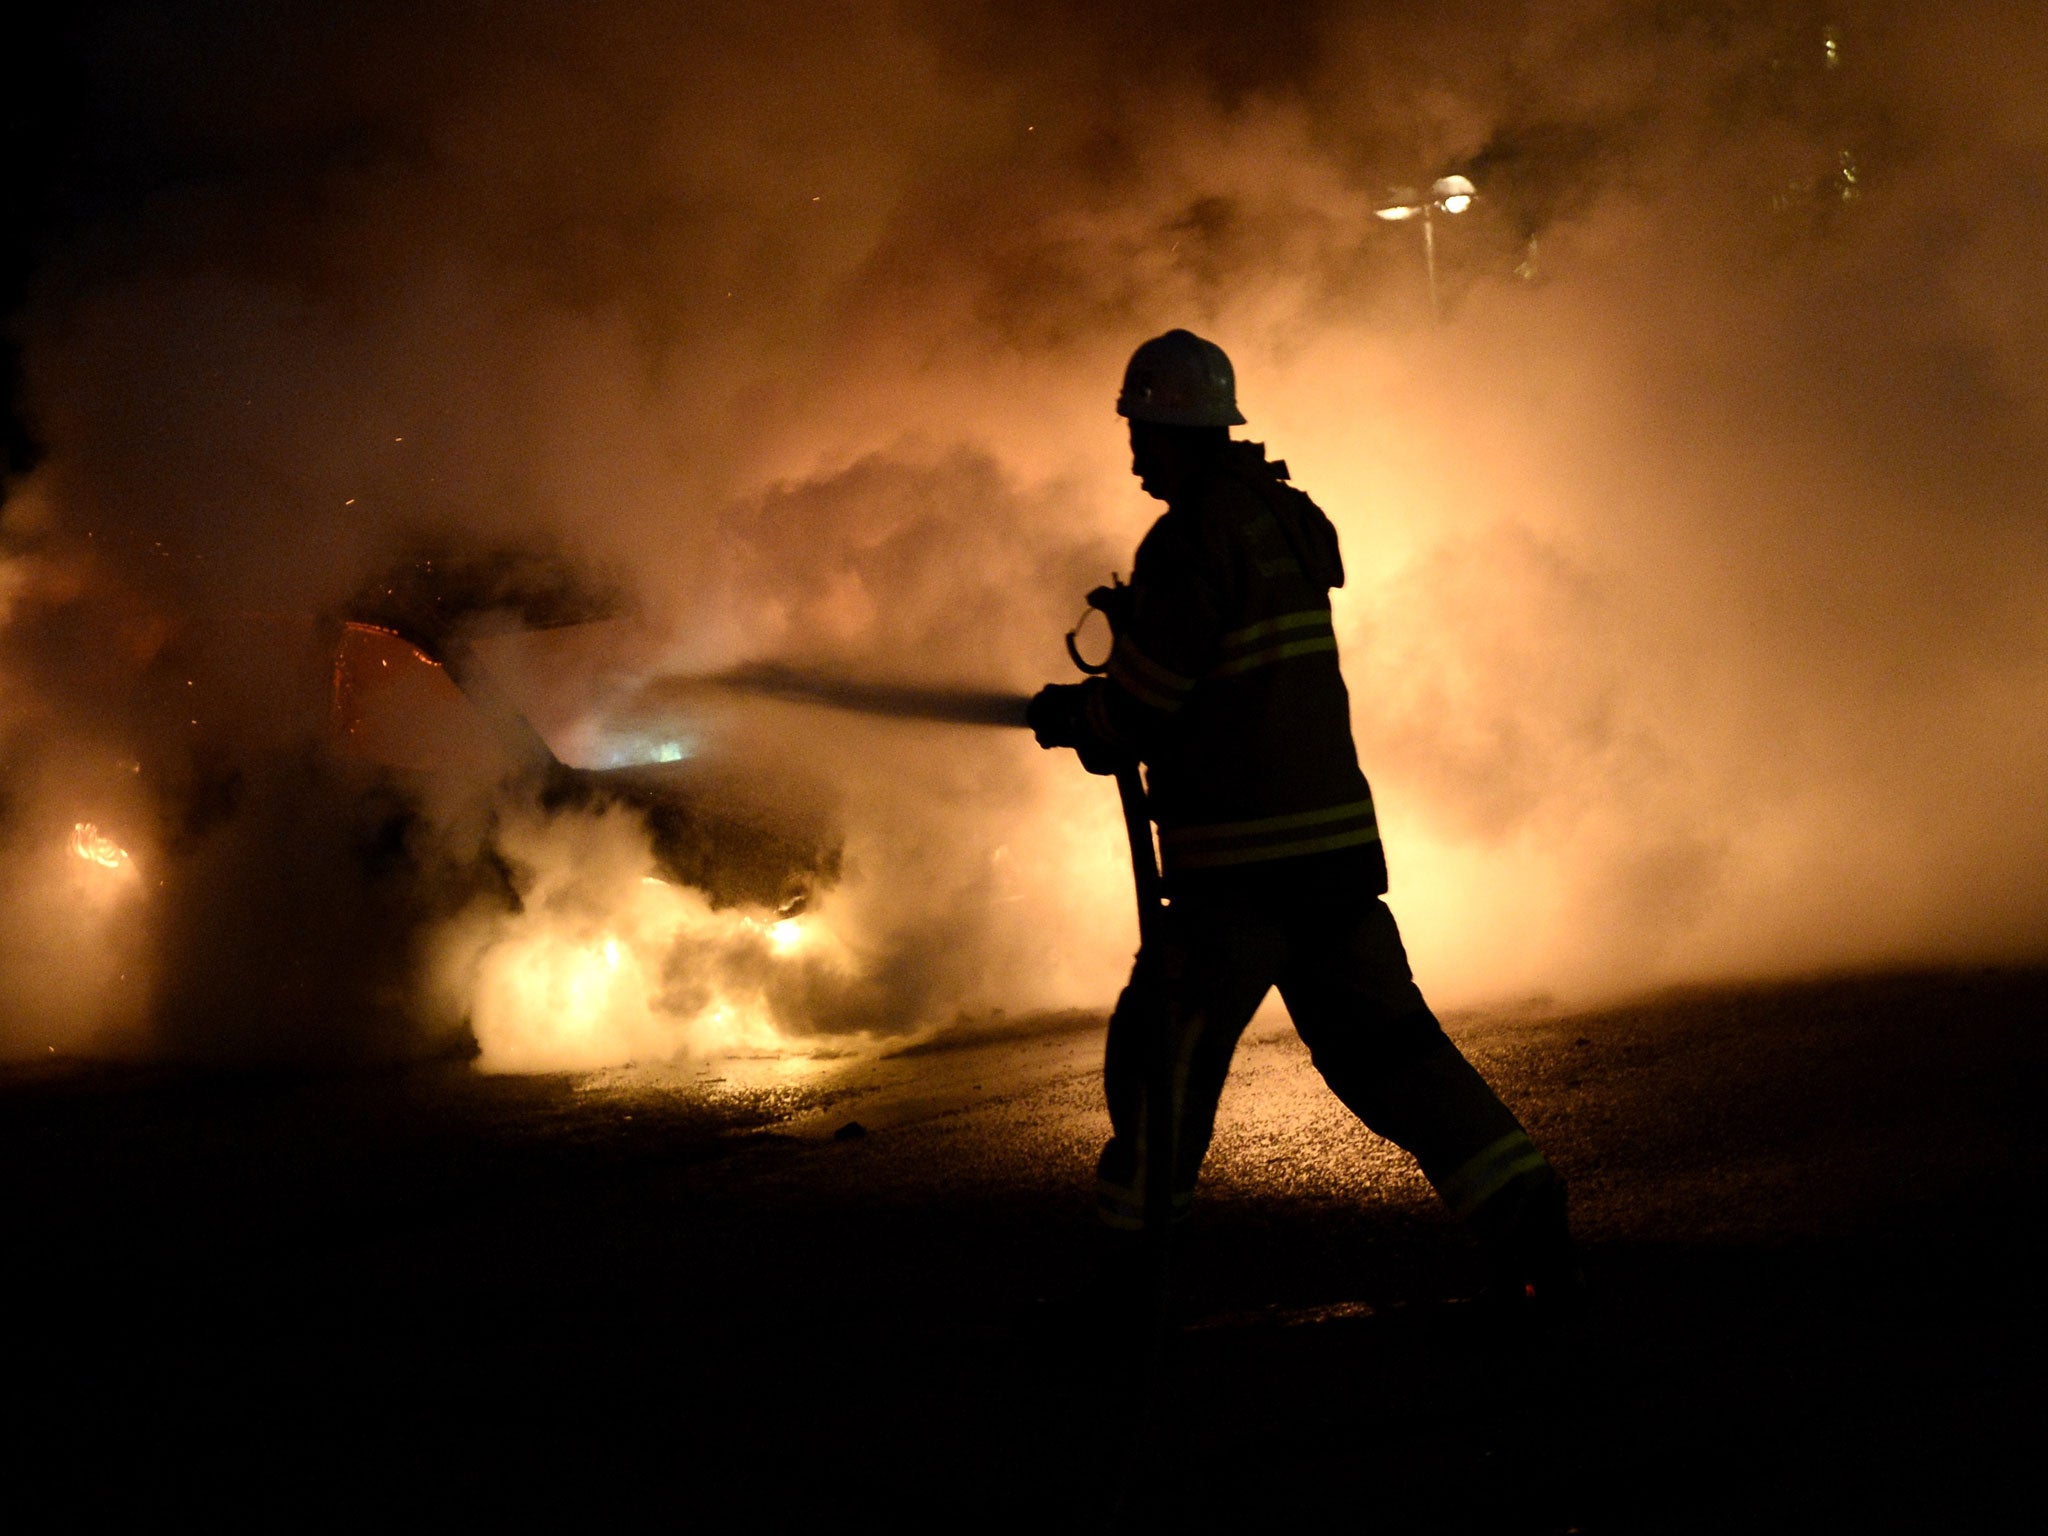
3,967,2044,1529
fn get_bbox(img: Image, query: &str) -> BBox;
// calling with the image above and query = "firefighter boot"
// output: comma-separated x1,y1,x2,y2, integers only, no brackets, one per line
1469,1166,1585,1323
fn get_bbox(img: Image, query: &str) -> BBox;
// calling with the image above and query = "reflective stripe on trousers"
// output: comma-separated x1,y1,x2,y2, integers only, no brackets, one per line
1436,1131,1551,1220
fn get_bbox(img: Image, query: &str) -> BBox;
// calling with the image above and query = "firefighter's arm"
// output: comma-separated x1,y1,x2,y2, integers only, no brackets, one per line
1031,523,1222,772
1086,529,1222,753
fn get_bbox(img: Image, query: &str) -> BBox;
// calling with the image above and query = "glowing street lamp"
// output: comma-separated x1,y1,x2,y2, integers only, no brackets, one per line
1375,174,1477,322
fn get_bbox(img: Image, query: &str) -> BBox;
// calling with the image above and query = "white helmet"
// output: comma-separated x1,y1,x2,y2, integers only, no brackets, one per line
1115,329,1246,427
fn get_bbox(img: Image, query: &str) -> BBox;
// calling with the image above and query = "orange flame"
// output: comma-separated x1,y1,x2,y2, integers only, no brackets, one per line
444,808,863,1073
70,822,132,872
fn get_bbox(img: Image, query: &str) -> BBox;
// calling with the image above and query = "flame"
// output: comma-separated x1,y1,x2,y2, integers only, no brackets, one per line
70,822,132,873
446,807,860,1073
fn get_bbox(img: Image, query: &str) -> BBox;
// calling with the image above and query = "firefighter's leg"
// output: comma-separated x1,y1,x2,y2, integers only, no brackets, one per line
1281,895,1579,1303
1096,910,1276,1231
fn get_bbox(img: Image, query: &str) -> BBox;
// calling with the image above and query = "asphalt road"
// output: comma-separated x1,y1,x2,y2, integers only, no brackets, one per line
4,967,2044,1530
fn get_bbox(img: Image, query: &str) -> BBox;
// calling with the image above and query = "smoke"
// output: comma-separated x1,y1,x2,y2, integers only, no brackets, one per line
4,0,2046,1064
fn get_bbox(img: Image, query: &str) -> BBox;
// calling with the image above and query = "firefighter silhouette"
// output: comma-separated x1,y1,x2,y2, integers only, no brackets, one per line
1029,329,1579,1312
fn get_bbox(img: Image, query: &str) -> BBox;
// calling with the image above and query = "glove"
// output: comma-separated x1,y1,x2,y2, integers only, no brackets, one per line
1027,682,1125,777
1027,683,1090,750
1074,736,1124,778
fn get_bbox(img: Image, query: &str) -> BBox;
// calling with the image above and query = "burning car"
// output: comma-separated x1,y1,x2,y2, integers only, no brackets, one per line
26,539,844,1068
332,546,839,917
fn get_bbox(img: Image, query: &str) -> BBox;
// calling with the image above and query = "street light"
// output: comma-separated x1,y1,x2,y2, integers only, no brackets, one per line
1375,174,1477,322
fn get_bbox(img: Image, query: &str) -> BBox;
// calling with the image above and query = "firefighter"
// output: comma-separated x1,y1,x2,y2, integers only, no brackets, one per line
1029,329,1579,1312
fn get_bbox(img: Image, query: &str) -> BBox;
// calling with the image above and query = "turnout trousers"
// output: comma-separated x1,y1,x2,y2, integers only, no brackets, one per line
1095,853,1551,1232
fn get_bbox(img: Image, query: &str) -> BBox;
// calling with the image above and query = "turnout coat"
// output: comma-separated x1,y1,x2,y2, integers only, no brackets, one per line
1083,440,1387,888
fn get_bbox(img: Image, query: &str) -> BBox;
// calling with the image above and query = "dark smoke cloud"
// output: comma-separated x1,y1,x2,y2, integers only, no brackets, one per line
4,1,2046,1062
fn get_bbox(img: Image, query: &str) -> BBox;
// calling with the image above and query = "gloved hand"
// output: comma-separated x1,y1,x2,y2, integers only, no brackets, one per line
1026,683,1090,750
1027,682,1125,777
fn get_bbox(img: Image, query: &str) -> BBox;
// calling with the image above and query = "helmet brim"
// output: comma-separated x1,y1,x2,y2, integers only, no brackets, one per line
1116,397,1247,428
